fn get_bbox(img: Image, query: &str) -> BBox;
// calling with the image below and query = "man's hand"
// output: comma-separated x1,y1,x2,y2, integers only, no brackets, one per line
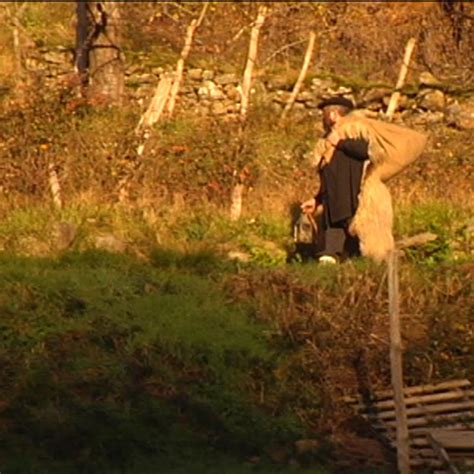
301,198,316,214
326,130,341,147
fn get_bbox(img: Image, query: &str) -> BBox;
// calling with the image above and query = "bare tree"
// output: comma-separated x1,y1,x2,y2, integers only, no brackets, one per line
76,2,124,105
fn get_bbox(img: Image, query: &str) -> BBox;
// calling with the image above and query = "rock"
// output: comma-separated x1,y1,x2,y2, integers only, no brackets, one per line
419,71,442,88
53,221,77,251
266,76,293,91
210,101,227,115
363,87,391,105
411,110,444,125
180,85,196,96
187,68,203,81
94,234,127,253
310,77,337,93
152,67,164,76
328,85,353,96
296,91,315,102
418,89,446,112
198,80,225,100
445,98,474,129
272,90,292,104
134,73,156,85
215,73,238,85
202,70,214,80
43,50,68,64
227,250,251,262
224,84,241,101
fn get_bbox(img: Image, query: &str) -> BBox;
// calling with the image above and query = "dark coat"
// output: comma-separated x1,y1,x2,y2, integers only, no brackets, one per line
317,138,369,226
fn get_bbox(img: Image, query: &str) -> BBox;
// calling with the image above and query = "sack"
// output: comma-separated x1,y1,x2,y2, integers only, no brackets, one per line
336,113,428,181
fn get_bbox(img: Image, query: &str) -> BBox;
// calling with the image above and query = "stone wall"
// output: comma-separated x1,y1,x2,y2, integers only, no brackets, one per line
21,46,474,129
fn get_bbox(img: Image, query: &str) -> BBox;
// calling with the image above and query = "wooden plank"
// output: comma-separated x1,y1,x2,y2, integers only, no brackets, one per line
350,389,474,411
410,424,474,436
375,401,474,421
429,433,461,474
343,380,471,404
370,411,474,430
430,430,474,450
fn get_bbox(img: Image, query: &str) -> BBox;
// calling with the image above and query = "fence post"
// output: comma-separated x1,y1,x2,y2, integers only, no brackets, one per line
388,249,411,473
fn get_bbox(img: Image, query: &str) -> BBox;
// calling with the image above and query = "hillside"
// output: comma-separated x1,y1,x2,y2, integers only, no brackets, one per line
0,3,472,473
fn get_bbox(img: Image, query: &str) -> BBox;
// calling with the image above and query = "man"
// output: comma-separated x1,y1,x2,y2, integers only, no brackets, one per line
301,97,369,264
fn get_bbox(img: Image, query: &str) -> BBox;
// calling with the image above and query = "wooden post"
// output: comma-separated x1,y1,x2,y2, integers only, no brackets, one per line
48,163,62,209
240,5,268,119
280,31,316,123
388,249,411,474
386,38,416,120
166,2,208,116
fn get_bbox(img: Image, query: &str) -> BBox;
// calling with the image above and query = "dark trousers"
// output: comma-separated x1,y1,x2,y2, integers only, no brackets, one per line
320,220,360,260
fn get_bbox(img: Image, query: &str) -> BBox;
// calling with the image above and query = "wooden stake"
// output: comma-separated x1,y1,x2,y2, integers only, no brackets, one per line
240,5,268,119
280,31,316,123
166,2,208,116
48,163,62,209
388,249,411,474
386,38,416,120
230,183,244,222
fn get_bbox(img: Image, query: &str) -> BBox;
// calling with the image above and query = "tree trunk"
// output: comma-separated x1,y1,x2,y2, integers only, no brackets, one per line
75,1,90,91
386,38,416,120
280,31,316,123
88,2,124,106
166,3,208,116
11,3,28,101
240,5,268,119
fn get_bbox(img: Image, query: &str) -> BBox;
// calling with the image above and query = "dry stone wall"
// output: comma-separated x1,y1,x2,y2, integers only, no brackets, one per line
19,46,474,129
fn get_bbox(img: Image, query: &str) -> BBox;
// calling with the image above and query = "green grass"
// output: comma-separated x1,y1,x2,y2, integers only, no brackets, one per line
0,250,311,473
394,199,473,264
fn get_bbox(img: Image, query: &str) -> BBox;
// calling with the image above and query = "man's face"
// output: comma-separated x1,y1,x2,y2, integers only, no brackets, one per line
322,108,336,133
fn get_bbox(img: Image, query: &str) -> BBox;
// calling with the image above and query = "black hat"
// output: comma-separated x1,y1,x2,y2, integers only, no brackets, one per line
317,96,354,110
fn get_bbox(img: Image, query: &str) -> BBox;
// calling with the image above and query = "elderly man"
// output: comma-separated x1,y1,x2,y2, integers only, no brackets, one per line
301,97,369,264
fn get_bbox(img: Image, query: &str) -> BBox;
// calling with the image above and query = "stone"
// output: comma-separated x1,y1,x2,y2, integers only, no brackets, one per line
134,73,156,85
296,90,315,102
419,71,442,88
53,221,77,251
310,77,336,92
198,80,225,100
152,67,164,76
187,68,203,81
43,50,68,64
224,84,241,101
202,70,214,80
445,98,474,129
418,89,446,112
272,90,292,104
94,234,127,253
215,73,238,85
210,101,227,115
363,87,391,105
266,76,292,91
227,250,251,262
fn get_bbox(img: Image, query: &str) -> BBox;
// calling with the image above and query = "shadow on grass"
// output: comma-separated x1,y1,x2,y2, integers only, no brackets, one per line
0,250,326,474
